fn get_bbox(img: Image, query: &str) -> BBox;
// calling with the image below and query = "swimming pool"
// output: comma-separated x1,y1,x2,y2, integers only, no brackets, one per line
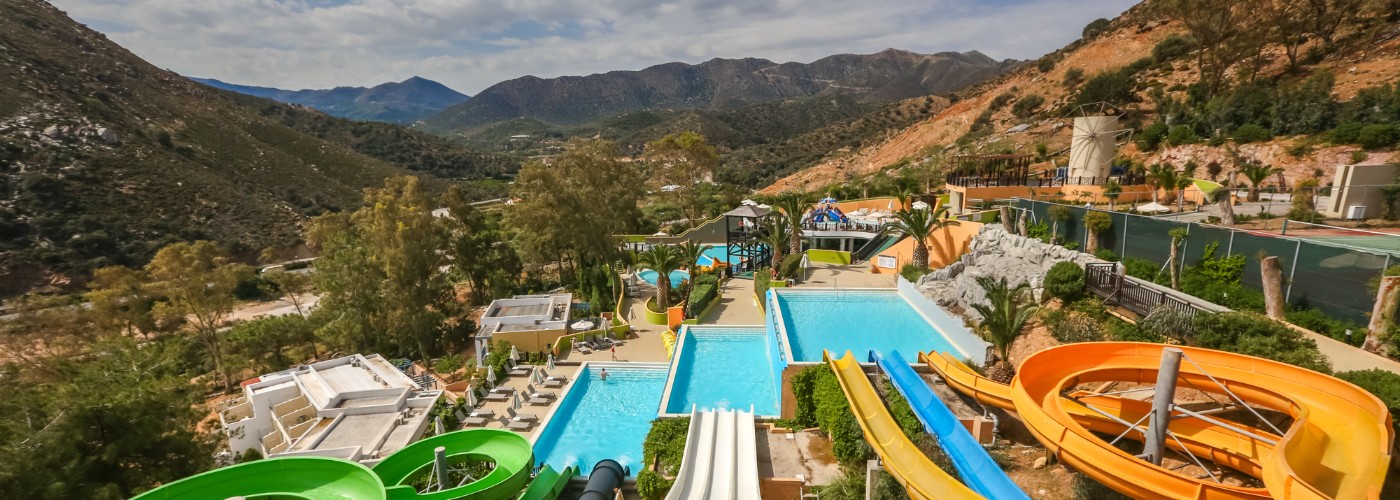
637,269,690,288
663,327,780,416
697,245,745,267
775,290,960,362
531,364,666,476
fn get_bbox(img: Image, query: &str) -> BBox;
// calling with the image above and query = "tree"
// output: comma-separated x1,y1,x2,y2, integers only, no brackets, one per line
675,241,706,308
508,138,643,273
970,276,1039,383
1238,162,1282,202
311,177,457,360
0,337,217,498
85,265,157,339
643,132,719,224
1154,0,1249,95
260,268,312,316
884,206,961,271
636,245,686,312
1263,0,1312,70
442,188,522,305
1380,185,1400,221
758,216,790,269
1205,186,1237,226
1148,164,1187,205
773,193,810,258
1047,205,1072,244
1083,18,1111,38
1083,211,1113,254
1102,180,1122,210
1168,227,1189,290
226,315,318,374
146,240,250,391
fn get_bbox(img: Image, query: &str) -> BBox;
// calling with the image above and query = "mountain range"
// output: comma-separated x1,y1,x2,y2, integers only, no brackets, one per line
190,76,469,124
424,49,1018,132
0,0,511,295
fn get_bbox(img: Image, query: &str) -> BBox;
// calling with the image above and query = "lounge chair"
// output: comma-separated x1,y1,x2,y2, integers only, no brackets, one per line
574,342,593,355
469,409,495,419
462,416,489,427
541,370,568,382
505,419,534,431
507,407,539,422
490,386,514,395
510,364,532,377
527,395,552,406
484,391,511,402
526,384,555,401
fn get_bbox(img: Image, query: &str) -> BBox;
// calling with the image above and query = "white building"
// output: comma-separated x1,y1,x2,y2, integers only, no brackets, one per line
474,293,572,365
216,354,442,464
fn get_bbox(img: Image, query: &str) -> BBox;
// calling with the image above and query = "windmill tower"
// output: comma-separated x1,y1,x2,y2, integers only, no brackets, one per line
1066,103,1132,184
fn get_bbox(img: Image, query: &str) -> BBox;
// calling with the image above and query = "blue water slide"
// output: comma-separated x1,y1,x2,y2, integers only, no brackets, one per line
871,350,1028,500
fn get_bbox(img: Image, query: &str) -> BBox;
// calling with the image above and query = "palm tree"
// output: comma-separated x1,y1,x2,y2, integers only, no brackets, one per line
773,193,810,258
758,216,790,271
1102,179,1122,211
635,245,686,312
674,241,706,311
1148,164,1182,205
1239,162,1282,202
1082,210,1112,254
896,188,914,211
970,276,1039,383
1047,205,1071,244
884,206,961,271
1204,186,1235,226
1167,227,1188,290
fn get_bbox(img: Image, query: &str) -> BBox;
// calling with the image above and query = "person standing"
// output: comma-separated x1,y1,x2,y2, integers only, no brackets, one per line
610,344,617,361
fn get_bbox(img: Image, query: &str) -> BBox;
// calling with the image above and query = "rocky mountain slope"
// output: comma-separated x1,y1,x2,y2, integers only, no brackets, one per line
763,2,1400,194
425,49,1016,132
0,0,506,295
191,76,469,124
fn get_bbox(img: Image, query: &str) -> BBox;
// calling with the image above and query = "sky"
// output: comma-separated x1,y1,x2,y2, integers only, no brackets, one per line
51,0,1138,95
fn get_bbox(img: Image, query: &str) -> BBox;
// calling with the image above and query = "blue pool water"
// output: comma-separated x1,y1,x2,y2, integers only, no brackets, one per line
532,365,666,476
776,290,959,361
665,327,780,416
698,245,743,267
637,269,690,288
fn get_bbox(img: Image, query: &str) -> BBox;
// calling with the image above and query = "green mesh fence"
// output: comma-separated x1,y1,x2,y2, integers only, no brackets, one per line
1015,199,1389,324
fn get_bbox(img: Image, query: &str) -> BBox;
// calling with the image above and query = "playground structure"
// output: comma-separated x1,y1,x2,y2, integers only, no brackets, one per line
806,197,849,223
923,343,1393,499
132,430,562,500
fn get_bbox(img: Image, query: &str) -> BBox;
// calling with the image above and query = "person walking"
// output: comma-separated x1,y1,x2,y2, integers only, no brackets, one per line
610,344,617,361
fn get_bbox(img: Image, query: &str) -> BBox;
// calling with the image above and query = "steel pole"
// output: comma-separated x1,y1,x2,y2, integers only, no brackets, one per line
1143,347,1183,466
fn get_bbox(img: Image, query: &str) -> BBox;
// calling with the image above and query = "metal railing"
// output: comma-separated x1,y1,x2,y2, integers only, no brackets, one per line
949,174,1146,188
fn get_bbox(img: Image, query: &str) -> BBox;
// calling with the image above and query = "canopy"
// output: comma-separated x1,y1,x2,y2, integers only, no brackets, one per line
572,320,596,330
912,201,930,210
509,345,519,363
1137,202,1172,213
820,197,838,204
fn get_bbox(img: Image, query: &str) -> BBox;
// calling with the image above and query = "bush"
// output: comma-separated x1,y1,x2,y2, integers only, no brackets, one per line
1138,122,1169,150
1138,305,1194,341
686,277,719,318
1063,68,1085,88
1012,94,1045,118
642,417,691,476
1336,369,1400,414
1358,124,1399,149
1094,249,1119,262
1232,123,1272,143
1044,261,1086,302
1037,57,1056,73
791,365,868,466
989,92,1016,111
901,263,928,283
1193,312,1330,373
433,353,464,376
754,268,772,302
1082,18,1111,38
1075,69,1137,107
1046,310,1105,343
1286,308,1364,346
780,254,803,280
637,469,673,500
239,448,263,463
1121,257,1160,282
1152,34,1196,63
1330,122,1365,144
1167,125,1199,146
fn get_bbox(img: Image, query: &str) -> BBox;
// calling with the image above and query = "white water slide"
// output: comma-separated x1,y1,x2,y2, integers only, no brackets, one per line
665,408,761,500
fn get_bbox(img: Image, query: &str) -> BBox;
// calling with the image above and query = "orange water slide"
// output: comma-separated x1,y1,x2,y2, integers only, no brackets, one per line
824,350,982,500
922,344,1392,499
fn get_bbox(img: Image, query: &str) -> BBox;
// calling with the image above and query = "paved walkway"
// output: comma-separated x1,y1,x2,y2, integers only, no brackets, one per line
797,262,898,289
706,278,765,325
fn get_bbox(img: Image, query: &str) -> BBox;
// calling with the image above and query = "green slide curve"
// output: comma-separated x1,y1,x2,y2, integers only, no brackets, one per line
374,429,534,500
129,456,387,500
517,464,574,500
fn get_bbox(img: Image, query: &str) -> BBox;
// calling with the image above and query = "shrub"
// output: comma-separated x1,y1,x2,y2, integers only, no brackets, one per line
780,254,803,280
1351,150,1369,164
1232,123,1272,143
1193,312,1330,373
754,268,771,302
1335,369,1400,415
1108,320,1165,343
239,448,263,463
1047,310,1105,343
1012,94,1045,118
642,417,692,476
1152,34,1196,63
989,92,1016,111
1082,18,1111,38
791,365,868,466
1166,125,1199,146
1138,122,1169,150
1063,68,1085,88
1330,122,1366,144
1138,305,1194,341
1044,261,1086,302
686,278,719,318
1075,69,1137,107
901,263,929,283
1286,308,1364,346
637,469,673,500
1037,57,1056,73
1094,249,1119,262
433,353,464,376
1358,124,1399,149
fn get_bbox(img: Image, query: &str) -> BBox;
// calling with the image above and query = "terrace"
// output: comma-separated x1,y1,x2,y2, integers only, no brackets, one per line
474,293,572,365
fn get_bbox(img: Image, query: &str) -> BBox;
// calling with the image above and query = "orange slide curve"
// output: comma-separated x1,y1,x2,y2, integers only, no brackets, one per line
824,350,982,500
923,343,1392,499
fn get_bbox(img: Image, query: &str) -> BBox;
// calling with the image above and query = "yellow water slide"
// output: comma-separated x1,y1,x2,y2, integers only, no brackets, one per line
923,344,1392,499
823,350,982,500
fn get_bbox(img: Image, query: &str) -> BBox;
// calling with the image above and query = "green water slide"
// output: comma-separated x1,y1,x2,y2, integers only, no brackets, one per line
129,456,387,500
517,465,574,500
374,429,534,500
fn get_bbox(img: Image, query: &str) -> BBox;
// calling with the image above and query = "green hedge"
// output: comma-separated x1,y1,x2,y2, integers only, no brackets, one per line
637,469,674,500
642,417,691,476
754,268,772,303
1193,312,1330,373
790,365,868,467
687,274,720,318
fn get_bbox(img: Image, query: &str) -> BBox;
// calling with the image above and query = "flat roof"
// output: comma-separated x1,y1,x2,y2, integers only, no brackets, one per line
317,413,397,450
492,303,549,318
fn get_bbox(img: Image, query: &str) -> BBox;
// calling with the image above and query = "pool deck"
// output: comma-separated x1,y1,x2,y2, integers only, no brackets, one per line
796,261,898,289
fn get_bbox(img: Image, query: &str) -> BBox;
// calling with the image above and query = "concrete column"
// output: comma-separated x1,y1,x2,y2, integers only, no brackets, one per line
1144,347,1183,466
1261,256,1286,320
433,446,449,490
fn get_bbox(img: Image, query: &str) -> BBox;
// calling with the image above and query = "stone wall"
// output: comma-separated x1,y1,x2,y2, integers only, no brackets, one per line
916,224,1099,322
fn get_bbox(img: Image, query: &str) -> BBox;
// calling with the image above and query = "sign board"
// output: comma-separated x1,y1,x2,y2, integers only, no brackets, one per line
876,255,897,269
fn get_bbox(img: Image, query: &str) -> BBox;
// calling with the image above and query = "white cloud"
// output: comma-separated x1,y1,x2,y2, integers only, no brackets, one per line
49,0,1138,94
